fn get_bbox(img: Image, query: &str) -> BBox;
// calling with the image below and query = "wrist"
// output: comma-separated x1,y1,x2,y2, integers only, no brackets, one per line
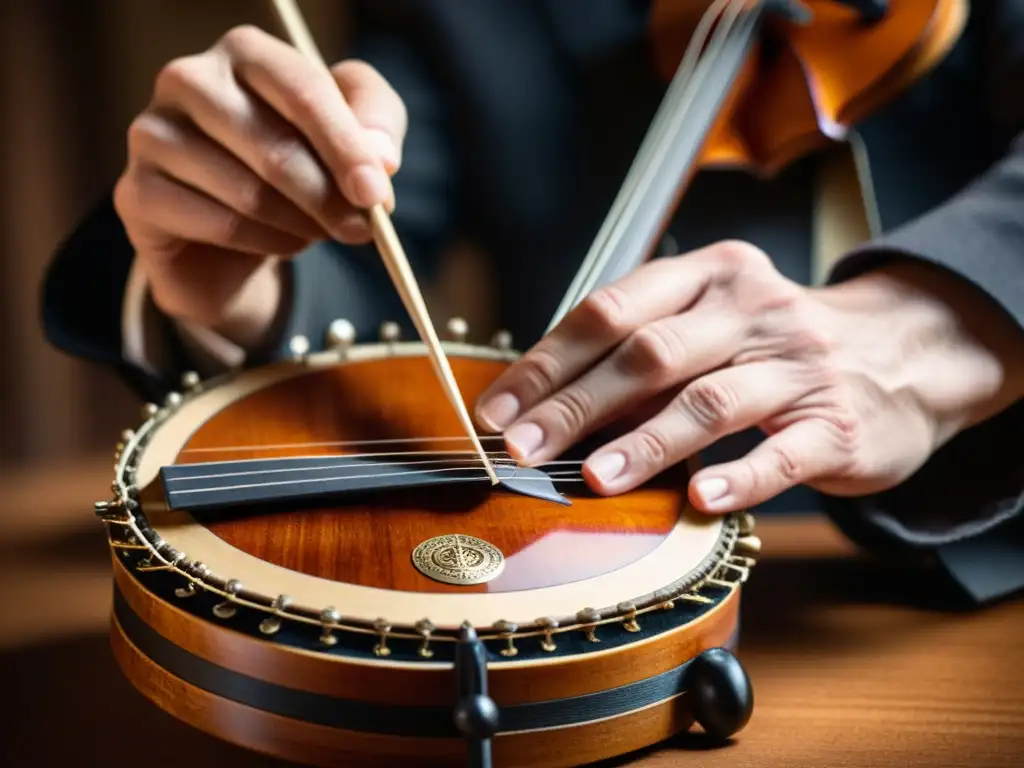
821,257,1024,446
209,257,291,355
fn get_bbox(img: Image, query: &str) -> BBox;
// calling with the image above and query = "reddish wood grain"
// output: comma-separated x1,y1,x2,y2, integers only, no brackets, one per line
648,1,965,174
3,489,1022,768
174,356,687,593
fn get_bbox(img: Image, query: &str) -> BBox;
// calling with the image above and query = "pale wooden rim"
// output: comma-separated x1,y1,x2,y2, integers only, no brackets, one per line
128,341,726,630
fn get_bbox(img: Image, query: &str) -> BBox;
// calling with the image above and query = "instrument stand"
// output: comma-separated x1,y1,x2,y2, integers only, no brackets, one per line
453,623,499,768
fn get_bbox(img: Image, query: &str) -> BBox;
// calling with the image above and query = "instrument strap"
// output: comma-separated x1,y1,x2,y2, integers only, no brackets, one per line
810,131,881,284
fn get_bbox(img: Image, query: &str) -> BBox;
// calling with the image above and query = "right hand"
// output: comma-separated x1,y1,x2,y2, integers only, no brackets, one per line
114,24,406,348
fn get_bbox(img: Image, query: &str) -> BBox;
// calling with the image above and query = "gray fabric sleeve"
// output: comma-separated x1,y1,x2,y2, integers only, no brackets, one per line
821,1,1024,603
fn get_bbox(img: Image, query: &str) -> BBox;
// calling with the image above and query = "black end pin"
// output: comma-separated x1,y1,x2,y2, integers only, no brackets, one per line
453,622,499,768
686,647,755,742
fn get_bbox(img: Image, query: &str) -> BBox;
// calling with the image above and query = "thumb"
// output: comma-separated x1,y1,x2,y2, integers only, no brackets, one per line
331,59,407,174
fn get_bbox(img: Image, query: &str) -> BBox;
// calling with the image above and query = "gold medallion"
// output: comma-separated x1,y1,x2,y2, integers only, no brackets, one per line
412,534,505,586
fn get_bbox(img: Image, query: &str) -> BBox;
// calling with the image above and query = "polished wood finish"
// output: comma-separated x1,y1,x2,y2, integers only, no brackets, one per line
111,551,739,706
111,615,695,768
175,356,685,594
648,0,967,175
5,465,1023,768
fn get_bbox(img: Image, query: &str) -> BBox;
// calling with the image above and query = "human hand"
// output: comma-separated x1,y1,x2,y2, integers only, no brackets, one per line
475,241,1024,513
113,25,405,348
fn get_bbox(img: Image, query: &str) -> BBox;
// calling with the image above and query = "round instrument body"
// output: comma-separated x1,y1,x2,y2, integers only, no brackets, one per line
99,338,759,767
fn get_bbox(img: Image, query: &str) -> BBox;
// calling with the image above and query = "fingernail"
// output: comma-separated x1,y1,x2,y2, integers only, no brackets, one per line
588,452,626,483
478,392,519,431
342,164,392,207
505,422,544,460
695,477,730,506
364,128,401,171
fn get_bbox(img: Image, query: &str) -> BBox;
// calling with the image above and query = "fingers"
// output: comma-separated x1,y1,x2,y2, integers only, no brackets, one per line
687,418,853,513
153,50,361,241
126,110,330,244
331,59,407,173
147,26,407,245
220,26,395,209
580,360,813,494
116,167,309,258
501,303,748,465
476,251,732,431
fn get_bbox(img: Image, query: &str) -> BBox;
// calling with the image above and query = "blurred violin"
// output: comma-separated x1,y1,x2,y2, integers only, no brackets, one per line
549,0,968,327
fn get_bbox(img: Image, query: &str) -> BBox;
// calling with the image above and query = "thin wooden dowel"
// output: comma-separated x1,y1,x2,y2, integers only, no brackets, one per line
269,0,499,484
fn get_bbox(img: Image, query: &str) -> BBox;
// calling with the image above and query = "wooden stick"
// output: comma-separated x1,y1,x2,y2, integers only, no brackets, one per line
270,0,499,484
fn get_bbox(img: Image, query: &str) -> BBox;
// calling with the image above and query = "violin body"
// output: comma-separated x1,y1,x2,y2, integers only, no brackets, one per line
99,327,759,767
650,0,968,176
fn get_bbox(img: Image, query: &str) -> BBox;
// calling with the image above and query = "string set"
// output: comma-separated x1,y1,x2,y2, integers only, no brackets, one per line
167,437,588,496
546,0,762,331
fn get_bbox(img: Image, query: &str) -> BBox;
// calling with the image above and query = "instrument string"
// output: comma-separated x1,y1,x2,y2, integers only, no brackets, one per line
168,455,520,482
549,0,732,325
180,435,511,454
546,0,752,329
165,454,588,483
168,464,587,496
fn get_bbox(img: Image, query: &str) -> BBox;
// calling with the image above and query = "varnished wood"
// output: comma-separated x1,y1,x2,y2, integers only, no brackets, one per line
174,356,686,594
111,551,740,706
111,614,696,768
649,0,967,175
6,483,1023,768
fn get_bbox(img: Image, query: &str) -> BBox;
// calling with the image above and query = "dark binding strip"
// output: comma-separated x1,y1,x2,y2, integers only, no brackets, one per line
114,587,738,737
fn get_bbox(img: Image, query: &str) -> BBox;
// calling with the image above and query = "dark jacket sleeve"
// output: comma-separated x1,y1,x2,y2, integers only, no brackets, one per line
822,1,1024,605
41,6,459,400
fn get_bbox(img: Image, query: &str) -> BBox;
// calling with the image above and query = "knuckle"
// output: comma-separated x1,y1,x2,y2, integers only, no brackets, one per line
154,55,207,96
219,24,266,54
785,302,836,356
712,239,770,272
112,174,137,221
802,359,843,393
790,326,835,359
577,286,635,338
621,323,682,378
260,138,305,184
233,180,270,219
769,443,804,484
211,211,246,246
548,388,593,433
333,57,381,83
518,348,562,397
125,113,165,158
633,429,670,468
679,379,738,429
821,408,861,458
285,81,329,123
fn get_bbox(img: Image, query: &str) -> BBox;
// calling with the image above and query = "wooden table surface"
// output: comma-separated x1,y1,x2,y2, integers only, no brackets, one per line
2,459,1022,767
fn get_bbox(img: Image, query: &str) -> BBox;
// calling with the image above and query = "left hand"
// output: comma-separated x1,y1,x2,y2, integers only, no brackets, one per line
474,240,1024,513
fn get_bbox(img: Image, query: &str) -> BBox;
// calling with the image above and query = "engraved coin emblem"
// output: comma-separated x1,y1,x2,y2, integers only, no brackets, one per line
412,534,505,586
